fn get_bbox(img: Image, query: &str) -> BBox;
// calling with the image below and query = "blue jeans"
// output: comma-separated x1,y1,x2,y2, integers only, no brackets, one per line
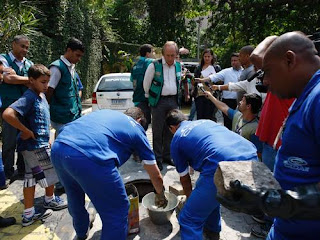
0,152,6,186
262,143,277,172
179,174,221,240
51,142,129,239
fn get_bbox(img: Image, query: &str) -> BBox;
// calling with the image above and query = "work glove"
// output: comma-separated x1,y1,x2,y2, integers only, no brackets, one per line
155,190,168,208
216,180,320,220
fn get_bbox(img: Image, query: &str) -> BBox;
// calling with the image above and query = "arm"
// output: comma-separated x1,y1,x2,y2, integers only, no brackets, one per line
204,91,230,116
144,164,164,194
228,81,248,92
45,87,55,104
180,173,192,198
3,72,29,85
143,63,155,98
2,108,35,140
212,84,229,91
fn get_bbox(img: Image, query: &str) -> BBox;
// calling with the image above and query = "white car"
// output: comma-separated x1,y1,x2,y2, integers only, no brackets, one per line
92,73,134,112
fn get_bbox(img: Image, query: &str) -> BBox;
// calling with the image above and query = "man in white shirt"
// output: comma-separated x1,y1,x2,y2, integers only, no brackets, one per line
197,53,242,130
46,37,84,193
143,41,181,170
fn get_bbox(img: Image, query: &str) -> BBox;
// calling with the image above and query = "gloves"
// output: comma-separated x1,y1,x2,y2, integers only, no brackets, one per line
216,180,320,220
155,190,168,208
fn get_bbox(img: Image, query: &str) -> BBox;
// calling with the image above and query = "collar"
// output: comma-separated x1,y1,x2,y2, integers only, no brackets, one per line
9,51,26,63
60,55,75,69
232,66,243,71
162,56,176,67
290,69,320,113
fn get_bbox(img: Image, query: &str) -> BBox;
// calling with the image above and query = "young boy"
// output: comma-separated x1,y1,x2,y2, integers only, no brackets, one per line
2,64,67,226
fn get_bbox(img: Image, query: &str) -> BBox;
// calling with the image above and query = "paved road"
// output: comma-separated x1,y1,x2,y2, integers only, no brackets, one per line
0,104,261,239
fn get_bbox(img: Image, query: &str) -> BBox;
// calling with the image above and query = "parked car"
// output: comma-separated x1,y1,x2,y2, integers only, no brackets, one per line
92,73,134,112
183,61,198,76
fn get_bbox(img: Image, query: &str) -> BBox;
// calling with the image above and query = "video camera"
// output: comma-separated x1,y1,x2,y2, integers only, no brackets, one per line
248,32,320,93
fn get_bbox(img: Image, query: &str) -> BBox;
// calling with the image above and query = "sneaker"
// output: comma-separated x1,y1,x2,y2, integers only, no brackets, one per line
44,196,68,210
251,224,270,239
252,214,267,224
22,209,53,227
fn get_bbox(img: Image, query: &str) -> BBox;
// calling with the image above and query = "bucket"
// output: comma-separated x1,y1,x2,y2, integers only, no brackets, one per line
142,192,179,225
125,183,139,234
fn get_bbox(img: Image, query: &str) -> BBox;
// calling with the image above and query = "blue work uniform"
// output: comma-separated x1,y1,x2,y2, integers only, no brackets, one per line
171,120,258,240
51,110,156,239
268,70,320,240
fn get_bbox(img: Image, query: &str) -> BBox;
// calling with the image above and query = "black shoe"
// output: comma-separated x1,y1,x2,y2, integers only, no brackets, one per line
0,182,9,190
156,161,163,171
0,216,16,228
251,224,270,239
55,187,66,195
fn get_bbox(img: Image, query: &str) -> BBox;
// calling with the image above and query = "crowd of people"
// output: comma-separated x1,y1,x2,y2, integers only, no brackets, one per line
0,31,319,240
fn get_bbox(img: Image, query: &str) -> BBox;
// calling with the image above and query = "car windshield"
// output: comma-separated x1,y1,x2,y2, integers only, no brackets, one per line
97,76,133,92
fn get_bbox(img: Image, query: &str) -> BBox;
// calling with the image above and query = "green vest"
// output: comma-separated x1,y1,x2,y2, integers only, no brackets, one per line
148,59,181,107
130,57,153,103
49,59,82,124
0,53,32,108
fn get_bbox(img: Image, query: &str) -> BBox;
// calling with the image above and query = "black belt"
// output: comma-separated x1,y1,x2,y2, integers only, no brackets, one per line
161,95,177,98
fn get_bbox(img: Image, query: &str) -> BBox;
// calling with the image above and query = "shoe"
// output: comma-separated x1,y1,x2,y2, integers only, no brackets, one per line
252,214,267,224
22,209,53,227
0,183,9,190
251,224,270,239
203,228,220,240
0,216,16,228
156,161,163,171
44,196,68,211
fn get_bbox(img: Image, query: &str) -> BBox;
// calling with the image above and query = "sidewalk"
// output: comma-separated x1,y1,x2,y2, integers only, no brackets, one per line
0,105,261,239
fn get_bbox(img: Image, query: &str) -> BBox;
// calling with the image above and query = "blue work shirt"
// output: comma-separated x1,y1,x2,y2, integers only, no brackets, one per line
55,110,155,166
272,70,320,240
10,89,50,151
171,120,258,177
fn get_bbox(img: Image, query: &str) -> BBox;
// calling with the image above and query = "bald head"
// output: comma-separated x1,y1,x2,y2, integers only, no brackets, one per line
250,36,277,69
265,31,318,61
262,31,320,99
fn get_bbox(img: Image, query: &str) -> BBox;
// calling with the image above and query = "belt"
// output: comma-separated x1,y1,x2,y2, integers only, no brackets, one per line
161,95,177,98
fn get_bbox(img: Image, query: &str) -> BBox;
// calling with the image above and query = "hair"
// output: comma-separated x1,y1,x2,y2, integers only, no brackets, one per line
162,41,179,55
66,37,85,52
12,35,29,43
28,64,51,80
124,107,148,131
231,52,239,58
165,109,187,127
140,44,153,57
244,93,262,114
200,48,215,67
240,45,255,56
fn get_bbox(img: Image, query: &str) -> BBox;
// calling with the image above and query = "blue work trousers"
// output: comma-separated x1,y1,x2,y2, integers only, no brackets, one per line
179,174,221,240
51,142,129,239
262,142,277,172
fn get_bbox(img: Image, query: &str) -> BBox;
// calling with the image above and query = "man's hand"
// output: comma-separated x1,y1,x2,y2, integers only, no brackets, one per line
155,191,168,208
216,180,264,216
204,91,214,101
3,67,16,75
20,129,36,140
211,85,219,91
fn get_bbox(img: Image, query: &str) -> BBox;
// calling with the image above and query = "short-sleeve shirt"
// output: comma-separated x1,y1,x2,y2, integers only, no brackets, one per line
271,71,320,239
171,120,258,177
10,89,50,151
55,109,155,166
228,109,259,141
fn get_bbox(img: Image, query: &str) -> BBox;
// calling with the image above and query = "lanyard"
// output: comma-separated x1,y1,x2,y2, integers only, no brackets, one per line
235,117,257,135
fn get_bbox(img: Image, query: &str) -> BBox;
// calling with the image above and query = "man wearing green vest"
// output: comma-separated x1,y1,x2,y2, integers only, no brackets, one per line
0,35,33,180
143,41,181,170
46,37,84,193
46,37,84,134
130,44,155,125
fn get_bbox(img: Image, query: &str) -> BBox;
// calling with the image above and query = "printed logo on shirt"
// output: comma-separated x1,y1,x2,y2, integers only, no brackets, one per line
181,120,206,137
283,157,310,172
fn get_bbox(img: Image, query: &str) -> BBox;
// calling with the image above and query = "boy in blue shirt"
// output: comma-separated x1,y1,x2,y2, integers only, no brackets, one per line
2,64,67,226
